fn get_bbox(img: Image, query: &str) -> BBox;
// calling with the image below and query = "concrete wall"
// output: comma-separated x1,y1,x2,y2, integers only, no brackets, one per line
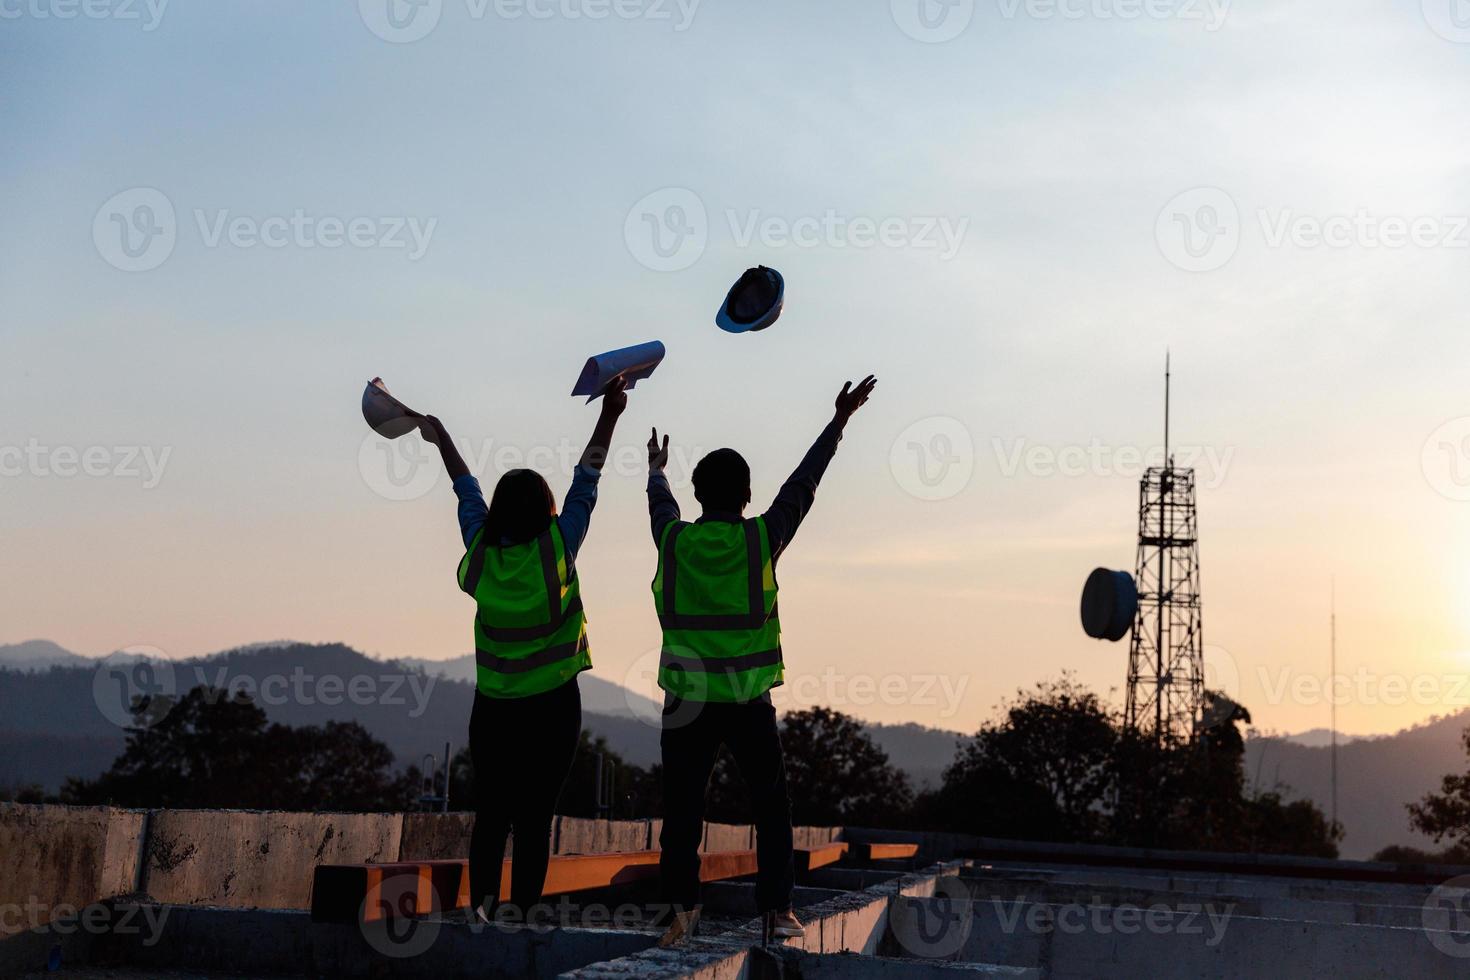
143,809,402,910
1,804,841,919
0,803,145,936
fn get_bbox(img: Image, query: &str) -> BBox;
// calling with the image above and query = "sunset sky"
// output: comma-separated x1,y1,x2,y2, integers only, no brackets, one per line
5,0,1470,738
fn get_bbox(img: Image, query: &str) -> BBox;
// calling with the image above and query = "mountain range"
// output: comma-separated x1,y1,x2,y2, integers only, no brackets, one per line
2,640,1463,859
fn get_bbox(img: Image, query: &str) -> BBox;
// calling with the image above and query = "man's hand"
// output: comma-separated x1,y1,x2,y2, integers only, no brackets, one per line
833,375,877,423
648,427,670,471
600,376,629,417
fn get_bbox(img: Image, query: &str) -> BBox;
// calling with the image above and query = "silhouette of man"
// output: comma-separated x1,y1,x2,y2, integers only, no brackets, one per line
646,375,877,943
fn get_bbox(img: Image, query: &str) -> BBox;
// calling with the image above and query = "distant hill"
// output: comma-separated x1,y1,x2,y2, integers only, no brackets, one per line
1272,727,1363,749
0,640,91,671
1244,713,1470,859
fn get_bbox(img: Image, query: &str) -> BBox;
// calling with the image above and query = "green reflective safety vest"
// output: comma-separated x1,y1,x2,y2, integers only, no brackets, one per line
458,521,590,699
652,517,782,703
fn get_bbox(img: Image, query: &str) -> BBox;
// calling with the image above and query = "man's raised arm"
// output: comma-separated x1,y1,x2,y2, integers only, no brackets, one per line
762,375,877,557
647,427,681,543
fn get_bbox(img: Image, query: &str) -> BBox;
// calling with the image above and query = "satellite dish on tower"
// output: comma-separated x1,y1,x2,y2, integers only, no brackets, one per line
1080,568,1137,642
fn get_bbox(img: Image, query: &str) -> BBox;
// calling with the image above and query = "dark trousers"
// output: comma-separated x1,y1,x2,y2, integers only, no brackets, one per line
468,677,581,915
659,697,794,913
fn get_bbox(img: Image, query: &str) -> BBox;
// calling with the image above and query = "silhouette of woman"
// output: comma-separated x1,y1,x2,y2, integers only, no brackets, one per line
417,376,628,920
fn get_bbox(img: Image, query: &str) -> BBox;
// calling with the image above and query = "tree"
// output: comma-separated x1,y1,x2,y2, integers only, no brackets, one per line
949,676,1118,842
1408,728,1470,851
63,686,420,811
779,707,913,826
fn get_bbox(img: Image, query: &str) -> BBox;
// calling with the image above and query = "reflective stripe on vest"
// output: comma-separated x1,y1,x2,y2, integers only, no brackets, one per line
458,522,590,698
653,516,782,703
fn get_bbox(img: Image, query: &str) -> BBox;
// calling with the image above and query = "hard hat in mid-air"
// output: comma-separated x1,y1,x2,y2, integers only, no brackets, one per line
716,266,784,334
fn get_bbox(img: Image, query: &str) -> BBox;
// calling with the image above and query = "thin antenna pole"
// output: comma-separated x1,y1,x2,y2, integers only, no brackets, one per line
1164,349,1171,465
1330,579,1338,833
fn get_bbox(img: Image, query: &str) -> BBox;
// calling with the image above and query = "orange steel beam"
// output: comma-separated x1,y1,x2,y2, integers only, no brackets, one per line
852,842,919,861
794,842,849,874
312,849,761,923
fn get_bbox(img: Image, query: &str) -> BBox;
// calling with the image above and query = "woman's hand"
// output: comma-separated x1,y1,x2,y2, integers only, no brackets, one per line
581,377,628,472
601,376,629,417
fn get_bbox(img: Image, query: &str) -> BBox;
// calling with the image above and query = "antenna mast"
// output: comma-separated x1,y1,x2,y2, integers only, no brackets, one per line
1125,352,1205,744
1331,579,1338,832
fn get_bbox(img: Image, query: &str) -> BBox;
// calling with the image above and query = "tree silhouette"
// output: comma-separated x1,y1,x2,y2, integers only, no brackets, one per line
1408,728,1470,851
63,686,419,811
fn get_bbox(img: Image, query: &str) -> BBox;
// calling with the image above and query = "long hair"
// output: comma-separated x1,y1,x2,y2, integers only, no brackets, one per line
485,469,555,546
